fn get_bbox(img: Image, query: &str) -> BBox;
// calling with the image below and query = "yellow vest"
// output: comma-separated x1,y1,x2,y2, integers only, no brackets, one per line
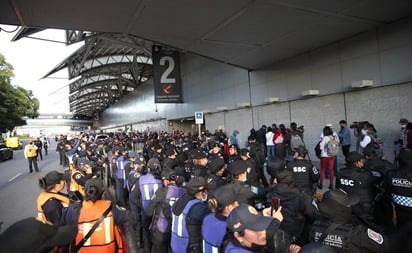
26,144,37,158
37,192,70,223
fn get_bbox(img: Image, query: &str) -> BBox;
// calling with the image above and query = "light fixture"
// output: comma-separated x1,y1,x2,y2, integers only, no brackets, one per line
301,90,319,97
237,102,251,108
351,80,373,89
264,97,279,103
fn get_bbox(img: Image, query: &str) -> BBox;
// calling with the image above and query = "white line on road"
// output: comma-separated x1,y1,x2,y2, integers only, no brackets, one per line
8,173,21,182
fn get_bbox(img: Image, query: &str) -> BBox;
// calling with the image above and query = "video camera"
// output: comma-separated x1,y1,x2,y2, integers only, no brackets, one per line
350,121,369,136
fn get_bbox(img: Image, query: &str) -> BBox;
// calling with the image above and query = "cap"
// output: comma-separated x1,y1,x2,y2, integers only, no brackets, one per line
74,157,93,167
399,118,408,124
229,144,239,151
275,169,293,185
43,171,64,186
227,204,274,233
191,149,208,159
0,217,77,253
322,189,359,207
207,157,225,173
346,151,363,163
147,158,161,171
165,146,176,157
161,167,176,181
186,176,208,195
325,123,333,128
240,148,249,157
295,145,307,156
228,160,248,176
128,151,138,158
211,184,238,207
211,142,221,148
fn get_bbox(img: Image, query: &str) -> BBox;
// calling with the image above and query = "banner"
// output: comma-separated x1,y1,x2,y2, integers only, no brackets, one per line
152,45,183,103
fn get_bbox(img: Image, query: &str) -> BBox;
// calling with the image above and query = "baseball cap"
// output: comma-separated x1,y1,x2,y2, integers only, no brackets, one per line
191,149,208,159
186,176,208,195
240,148,249,157
165,146,176,157
346,151,363,163
322,189,359,207
161,167,176,181
227,204,274,233
84,178,105,197
207,157,225,173
399,118,408,124
228,160,248,176
43,171,64,186
229,144,239,150
0,217,77,253
211,184,238,207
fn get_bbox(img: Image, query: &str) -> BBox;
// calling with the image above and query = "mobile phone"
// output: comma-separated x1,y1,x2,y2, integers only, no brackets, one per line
271,197,280,212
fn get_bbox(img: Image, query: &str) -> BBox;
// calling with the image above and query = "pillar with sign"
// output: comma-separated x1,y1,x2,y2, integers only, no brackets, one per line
195,112,203,136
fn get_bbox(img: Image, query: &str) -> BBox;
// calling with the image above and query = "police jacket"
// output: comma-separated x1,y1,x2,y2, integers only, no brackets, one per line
202,213,227,253
310,219,385,253
386,167,412,225
336,166,382,207
287,158,319,195
266,184,319,242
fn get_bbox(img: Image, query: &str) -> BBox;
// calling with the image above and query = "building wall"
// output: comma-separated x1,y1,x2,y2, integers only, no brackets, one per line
96,17,412,162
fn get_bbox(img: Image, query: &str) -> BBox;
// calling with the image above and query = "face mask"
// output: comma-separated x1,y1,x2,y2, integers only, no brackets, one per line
401,125,406,129
241,177,247,183
201,193,208,202
361,129,367,135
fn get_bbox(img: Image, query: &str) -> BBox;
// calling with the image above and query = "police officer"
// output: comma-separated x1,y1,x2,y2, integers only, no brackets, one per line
227,159,260,206
171,176,210,253
145,168,186,253
206,157,228,188
336,151,382,222
286,146,319,195
309,189,394,253
189,148,209,178
386,149,412,251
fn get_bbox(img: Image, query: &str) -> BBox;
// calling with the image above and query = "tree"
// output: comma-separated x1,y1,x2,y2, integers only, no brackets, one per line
0,53,40,133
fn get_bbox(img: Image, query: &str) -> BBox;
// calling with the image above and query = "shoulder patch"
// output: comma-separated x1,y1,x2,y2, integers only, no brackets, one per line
371,171,381,177
312,166,319,175
74,173,82,180
367,228,383,245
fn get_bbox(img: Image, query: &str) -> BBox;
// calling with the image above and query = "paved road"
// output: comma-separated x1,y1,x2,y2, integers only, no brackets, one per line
0,139,64,232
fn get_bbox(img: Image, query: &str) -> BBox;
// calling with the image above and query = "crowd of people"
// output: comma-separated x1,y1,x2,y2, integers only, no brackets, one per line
1,118,412,253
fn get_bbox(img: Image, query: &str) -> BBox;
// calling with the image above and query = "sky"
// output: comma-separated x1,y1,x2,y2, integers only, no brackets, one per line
0,25,82,114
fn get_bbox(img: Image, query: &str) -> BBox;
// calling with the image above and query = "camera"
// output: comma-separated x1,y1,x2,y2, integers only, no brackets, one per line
350,121,369,135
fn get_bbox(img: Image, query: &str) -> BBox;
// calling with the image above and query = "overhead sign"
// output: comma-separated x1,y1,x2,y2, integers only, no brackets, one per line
195,112,204,124
152,45,183,103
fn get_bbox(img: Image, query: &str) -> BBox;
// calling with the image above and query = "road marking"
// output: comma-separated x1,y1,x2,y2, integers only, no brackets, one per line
8,173,21,182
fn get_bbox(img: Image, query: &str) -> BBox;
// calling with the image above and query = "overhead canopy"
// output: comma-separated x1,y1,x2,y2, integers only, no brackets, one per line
2,0,412,117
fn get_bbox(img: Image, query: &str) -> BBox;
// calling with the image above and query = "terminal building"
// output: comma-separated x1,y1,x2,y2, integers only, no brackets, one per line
1,1,412,161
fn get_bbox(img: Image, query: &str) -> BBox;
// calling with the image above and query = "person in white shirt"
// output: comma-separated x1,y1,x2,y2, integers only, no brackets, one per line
265,127,275,158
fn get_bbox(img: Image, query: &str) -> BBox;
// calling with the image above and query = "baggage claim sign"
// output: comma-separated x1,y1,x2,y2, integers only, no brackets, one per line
152,45,183,103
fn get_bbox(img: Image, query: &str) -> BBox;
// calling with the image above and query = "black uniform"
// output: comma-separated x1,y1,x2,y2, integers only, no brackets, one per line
287,158,319,195
336,165,382,218
310,219,386,253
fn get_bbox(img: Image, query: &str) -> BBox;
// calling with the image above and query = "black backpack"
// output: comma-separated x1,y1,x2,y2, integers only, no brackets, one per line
314,141,321,159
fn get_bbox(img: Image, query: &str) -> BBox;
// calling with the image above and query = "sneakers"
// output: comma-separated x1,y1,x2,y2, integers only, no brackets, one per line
318,183,323,190
329,184,334,190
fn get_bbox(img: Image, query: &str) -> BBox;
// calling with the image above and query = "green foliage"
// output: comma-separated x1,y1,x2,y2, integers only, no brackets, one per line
0,53,40,132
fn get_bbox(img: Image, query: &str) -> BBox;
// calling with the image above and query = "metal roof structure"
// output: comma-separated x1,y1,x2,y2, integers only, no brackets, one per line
2,0,412,118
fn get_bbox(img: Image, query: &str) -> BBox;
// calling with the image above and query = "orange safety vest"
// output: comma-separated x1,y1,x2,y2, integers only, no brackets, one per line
26,144,37,158
69,167,85,196
76,200,123,253
37,192,70,223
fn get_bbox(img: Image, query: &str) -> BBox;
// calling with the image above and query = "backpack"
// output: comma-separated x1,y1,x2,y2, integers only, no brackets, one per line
326,136,340,156
314,141,321,159
290,133,304,150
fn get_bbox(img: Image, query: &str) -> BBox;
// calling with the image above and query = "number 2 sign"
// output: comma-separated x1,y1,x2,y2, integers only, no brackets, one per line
152,45,183,103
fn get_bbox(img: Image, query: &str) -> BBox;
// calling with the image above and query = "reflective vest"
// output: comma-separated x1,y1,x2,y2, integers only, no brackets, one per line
155,185,186,233
36,192,69,223
76,200,123,253
171,199,201,253
26,144,37,158
139,173,162,211
202,213,226,253
69,167,85,196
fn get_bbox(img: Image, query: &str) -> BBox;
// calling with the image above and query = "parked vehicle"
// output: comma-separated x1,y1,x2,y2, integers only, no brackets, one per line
6,137,23,149
0,143,13,161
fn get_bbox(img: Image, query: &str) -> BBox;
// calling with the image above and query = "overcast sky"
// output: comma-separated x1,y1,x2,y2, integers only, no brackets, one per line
0,25,82,114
